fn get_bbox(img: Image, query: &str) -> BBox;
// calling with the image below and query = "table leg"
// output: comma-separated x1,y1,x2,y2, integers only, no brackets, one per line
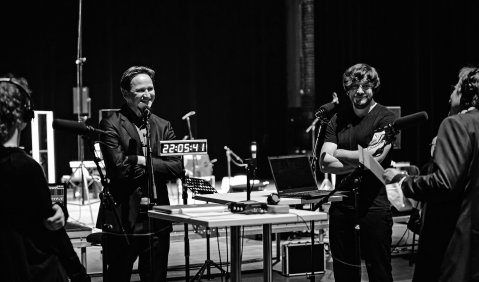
184,223,190,281
263,224,272,282
230,226,241,282
81,246,87,268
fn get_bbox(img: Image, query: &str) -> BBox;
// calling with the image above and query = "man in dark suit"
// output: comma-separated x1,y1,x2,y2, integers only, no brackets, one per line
384,67,479,282
98,66,183,282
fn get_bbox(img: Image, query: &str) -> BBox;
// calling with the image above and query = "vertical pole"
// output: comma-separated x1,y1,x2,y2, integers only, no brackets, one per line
230,226,241,282
263,224,273,282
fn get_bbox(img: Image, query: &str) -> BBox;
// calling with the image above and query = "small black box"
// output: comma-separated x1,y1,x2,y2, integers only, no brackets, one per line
282,242,325,276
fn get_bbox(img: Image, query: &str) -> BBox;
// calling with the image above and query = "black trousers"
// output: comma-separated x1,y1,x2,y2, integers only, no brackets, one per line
103,231,170,282
329,205,393,282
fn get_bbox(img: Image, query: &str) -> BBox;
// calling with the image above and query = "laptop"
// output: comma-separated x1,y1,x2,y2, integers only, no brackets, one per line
268,155,332,199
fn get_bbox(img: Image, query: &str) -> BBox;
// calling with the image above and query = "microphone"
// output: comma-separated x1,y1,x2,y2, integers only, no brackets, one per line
314,102,337,117
392,111,428,130
224,146,243,163
182,111,196,120
141,106,151,123
143,106,151,115
52,119,107,136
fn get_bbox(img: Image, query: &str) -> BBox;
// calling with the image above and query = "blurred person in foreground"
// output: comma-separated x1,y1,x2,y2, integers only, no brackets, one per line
384,66,479,281
0,75,89,282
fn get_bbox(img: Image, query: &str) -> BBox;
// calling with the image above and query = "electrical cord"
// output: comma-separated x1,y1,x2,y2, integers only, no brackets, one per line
287,211,311,233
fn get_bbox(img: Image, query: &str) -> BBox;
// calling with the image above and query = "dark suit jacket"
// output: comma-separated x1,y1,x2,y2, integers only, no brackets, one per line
97,105,183,234
400,108,479,282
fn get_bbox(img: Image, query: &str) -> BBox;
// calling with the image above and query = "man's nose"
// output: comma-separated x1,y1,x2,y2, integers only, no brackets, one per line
143,90,152,98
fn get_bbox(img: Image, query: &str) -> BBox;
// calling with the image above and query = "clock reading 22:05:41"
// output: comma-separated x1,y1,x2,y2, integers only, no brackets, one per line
159,139,208,156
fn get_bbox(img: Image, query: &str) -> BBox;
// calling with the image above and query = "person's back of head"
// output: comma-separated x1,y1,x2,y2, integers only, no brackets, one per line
0,75,33,144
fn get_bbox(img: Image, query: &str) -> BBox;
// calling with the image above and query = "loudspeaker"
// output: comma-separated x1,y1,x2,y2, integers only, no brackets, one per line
282,242,325,276
386,106,401,149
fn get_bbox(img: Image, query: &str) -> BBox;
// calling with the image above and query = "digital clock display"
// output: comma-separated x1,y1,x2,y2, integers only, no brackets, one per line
159,139,208,156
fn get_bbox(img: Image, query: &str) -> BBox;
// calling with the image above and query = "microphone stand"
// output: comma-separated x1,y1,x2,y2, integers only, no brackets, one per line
309,114,330,191
224,147,245,192
311,164,365,280
85,136,129,282
244,158,257,201
184,114,197,176
144,110,157,202
305,114,330,282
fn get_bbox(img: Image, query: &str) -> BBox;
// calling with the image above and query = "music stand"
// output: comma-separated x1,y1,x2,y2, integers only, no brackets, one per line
183,176,229,281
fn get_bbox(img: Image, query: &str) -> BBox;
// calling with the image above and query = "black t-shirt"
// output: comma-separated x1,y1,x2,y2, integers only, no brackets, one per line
324,104,395,213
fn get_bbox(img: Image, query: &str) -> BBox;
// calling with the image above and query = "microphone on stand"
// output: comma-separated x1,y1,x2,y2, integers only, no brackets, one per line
379,111,429,133
314,101,337,118
182,111,196,120
52,119,107,136
224,146,243,163
373,111,429,156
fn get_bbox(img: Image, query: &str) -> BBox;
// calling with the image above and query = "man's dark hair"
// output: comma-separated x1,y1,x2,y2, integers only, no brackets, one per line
343,63,380,93
120,66,155,95
459,67,479,109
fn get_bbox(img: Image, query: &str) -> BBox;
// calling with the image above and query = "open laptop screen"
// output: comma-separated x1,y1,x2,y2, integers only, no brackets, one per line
268,155,318,193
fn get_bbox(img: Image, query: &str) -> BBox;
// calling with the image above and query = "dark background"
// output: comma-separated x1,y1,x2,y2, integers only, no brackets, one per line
1,0,478,181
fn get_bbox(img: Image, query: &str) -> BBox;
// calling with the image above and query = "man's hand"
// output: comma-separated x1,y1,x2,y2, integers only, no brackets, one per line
366,131,387,156
123,155,146,166
383,168,404,184
44,204,66,231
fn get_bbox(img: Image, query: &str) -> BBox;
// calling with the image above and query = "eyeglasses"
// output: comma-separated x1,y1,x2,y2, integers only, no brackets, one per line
348,84,373,92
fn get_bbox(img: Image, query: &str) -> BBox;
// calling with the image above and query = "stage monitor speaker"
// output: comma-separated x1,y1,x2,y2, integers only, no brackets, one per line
98,108,119,125
387,106,401,149
282,242,325,276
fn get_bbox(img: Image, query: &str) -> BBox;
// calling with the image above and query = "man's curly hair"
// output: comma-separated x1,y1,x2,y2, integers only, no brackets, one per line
0,75,31,143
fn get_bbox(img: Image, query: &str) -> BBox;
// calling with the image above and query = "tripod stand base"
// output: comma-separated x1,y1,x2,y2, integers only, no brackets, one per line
191,259,229,281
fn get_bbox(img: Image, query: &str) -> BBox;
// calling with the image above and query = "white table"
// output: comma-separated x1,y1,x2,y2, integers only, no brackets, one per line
149,208,327,282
